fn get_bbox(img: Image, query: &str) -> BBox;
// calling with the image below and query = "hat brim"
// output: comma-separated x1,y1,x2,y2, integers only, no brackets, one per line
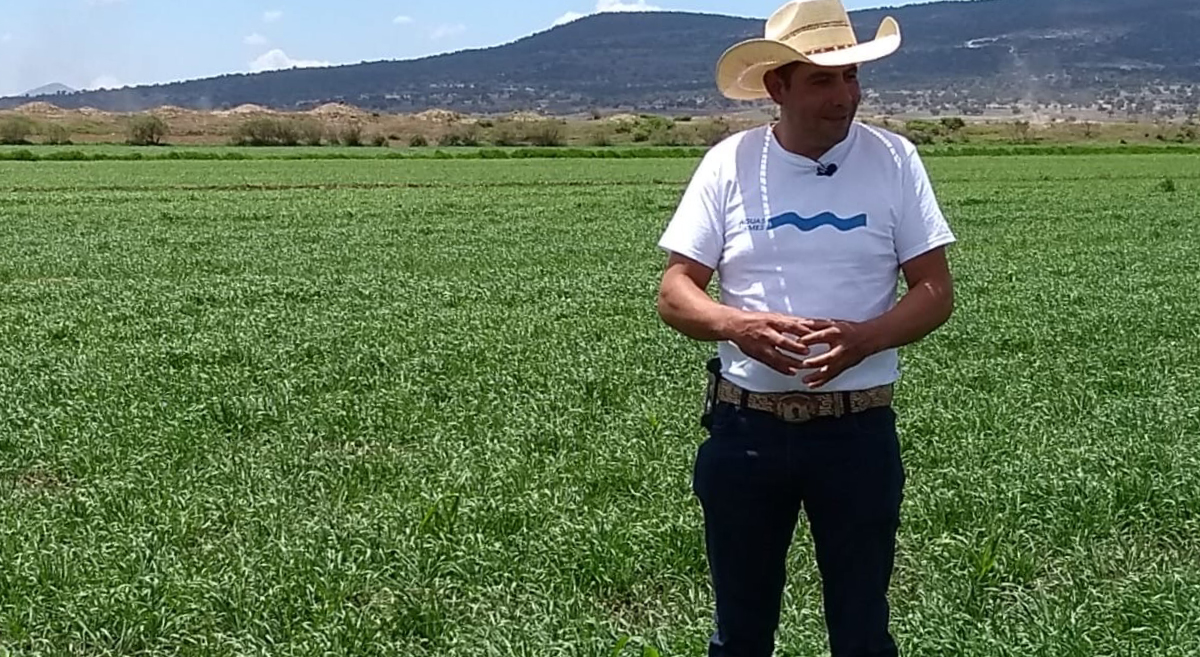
715,16,901,101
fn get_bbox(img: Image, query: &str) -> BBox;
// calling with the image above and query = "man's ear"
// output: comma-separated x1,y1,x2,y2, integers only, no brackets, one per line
763,62,799,104
763,68,785,104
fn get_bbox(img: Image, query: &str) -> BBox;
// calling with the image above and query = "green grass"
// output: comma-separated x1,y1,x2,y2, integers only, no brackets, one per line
4,141,1200,162
0,144,711,162
1,154,1199,656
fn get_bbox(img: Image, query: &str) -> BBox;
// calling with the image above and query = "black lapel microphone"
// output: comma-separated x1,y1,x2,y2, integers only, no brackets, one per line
816,162,839,177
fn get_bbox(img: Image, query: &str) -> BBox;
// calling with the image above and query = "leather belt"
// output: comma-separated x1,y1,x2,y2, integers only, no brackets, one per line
716,379,893,424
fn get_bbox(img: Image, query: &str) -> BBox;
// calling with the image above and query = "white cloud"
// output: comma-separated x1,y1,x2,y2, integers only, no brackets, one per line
597,0,661,11
428,23,465,40
249,49,331,73
553,0,661,26
244,33,269,46
554,11,586,26
88,75,124,90
393,15,414,25
263,10,283,23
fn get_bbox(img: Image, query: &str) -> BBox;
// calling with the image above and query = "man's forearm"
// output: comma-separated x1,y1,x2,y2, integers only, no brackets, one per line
657,280,740,343
862,276,954,355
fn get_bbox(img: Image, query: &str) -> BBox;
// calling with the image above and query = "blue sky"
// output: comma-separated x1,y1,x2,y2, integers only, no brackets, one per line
0,0,926,97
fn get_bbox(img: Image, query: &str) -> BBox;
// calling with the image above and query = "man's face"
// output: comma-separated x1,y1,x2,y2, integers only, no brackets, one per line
766,61,861,147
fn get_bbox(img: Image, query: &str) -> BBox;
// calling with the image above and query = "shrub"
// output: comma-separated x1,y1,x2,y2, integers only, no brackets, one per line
697,118,733,146
940,117,966,132
1,148,36,160
409,134,428,147
650,127,683,146
632,115,674,143
527,121,565,147
41,123,72,145
297,119,325,146
586,126,613,147
1009,120,1033,144
1,116,37,145
231,117,299,146
491,122,520,146
340,124,364,147
437,124,480,147
127,114,169,145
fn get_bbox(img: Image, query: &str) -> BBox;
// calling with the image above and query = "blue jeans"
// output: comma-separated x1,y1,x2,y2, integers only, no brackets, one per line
692,400,905,657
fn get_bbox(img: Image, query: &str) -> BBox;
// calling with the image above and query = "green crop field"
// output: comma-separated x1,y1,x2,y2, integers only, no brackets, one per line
1,152,1199,657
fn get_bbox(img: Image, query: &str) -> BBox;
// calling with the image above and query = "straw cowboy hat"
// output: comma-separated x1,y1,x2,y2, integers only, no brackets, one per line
715,0,902,101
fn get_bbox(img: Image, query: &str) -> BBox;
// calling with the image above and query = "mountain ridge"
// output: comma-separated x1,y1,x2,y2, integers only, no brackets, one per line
2,0,1197,118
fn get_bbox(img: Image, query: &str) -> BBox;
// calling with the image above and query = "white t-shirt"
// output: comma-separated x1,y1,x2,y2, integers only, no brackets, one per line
658,121,956,393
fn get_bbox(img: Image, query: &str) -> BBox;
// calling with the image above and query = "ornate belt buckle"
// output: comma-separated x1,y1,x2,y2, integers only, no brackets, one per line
777,394,813,423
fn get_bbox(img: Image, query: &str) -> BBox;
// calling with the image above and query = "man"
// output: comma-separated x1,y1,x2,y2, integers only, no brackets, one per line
655,1,956,656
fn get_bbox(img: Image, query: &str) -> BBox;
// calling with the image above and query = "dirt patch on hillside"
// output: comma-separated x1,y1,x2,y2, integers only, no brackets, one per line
413,109,462,122
308,103,368,119
13,102,64,116
214,104,274,116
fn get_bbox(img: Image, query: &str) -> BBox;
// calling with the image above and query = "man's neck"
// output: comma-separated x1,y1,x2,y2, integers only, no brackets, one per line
772,119,839,162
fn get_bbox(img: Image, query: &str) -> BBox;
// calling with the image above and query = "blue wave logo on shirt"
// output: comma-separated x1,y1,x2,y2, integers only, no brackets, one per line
764,212,868,232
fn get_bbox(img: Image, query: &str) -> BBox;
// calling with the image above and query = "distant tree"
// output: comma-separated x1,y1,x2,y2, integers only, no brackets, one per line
127,114,168,145
1010,120,1032,143
940,117,966,132
900,119,941,145
527,120,565,147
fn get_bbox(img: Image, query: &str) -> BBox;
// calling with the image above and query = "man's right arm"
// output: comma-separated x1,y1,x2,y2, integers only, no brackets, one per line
656,253,739,342
655,147,824,375
656,252,822,375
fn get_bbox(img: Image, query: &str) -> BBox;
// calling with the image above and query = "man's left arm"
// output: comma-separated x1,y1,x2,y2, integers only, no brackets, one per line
861,247,954,352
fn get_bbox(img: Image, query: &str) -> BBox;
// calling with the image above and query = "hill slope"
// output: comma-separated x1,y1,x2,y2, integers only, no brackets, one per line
2,0,1197,116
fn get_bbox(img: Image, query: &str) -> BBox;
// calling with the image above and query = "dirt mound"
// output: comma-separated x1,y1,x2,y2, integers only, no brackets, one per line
14,102,62,115
151,105,194,118
505,111,545,122
414,109,463,122
309,103,367,118
216,103,274,116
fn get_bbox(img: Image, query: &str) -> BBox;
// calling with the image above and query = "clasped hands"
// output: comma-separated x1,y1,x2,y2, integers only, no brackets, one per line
724,310,876,388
